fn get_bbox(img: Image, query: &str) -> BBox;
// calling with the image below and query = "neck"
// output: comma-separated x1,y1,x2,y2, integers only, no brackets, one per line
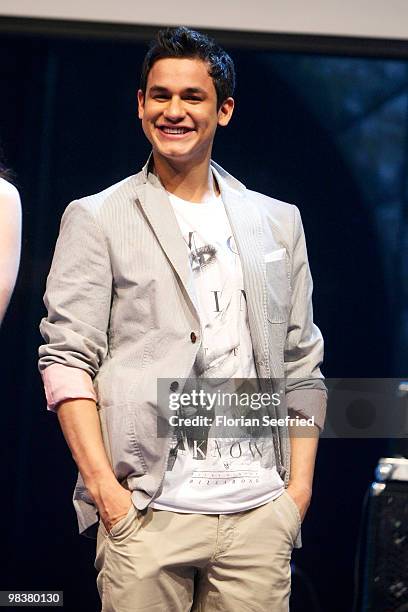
151,151,219,202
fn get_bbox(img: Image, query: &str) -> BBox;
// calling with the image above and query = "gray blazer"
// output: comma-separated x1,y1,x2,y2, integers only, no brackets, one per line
39,157,326,538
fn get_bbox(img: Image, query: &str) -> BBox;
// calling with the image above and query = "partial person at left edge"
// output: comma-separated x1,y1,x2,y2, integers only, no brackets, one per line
0,156,22,325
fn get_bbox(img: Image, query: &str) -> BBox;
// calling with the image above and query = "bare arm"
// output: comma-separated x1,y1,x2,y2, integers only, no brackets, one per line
287,420,320,521
0,179,22,324
57,398,132,530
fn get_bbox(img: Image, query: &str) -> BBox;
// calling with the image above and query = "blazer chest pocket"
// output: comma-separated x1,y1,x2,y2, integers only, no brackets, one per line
265,258,290,323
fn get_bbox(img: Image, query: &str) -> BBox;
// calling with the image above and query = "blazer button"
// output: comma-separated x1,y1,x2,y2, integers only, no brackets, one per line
170,381,179,392
190,331,197,343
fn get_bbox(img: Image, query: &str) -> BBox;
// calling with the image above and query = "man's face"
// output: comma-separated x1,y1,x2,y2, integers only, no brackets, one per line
138,57,234,166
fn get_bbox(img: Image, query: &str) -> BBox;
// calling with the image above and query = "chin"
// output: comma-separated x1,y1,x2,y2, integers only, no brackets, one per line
152,136,197,159
156,147,193,161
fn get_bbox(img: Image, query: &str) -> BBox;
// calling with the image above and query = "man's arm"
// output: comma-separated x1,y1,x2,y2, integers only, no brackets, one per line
284,205,327,519
56,399,131,530
39,201,129,530
286,422,319,521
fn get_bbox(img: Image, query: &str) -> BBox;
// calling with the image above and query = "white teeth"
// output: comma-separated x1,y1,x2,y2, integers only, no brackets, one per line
161,127,189,134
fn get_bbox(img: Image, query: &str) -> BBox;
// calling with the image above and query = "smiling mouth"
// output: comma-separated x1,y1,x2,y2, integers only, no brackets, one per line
157,126,194,135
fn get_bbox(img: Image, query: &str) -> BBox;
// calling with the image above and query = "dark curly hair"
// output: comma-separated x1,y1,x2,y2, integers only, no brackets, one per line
140,26,236,109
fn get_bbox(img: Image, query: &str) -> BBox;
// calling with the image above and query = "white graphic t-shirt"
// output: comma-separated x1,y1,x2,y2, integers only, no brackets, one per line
151,188,284,513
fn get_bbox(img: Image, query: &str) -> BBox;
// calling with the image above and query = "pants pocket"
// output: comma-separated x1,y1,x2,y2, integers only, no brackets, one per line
100,504,141,542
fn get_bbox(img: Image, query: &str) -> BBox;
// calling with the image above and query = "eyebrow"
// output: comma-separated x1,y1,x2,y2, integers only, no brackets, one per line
149,85,207,96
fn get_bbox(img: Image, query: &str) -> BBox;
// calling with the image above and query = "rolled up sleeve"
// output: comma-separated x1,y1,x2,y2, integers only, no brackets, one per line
284,206,327,430
38,200,112,411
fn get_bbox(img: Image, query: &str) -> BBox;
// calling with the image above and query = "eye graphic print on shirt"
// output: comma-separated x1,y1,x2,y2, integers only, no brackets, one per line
165,197,276,486
187,227,244,379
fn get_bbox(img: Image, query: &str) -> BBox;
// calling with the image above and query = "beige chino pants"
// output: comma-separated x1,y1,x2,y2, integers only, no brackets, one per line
94,491,301,612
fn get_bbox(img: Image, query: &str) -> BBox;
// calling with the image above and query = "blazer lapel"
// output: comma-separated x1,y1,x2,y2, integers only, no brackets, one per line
211,163,270,373
212,163,284,474
135,169,200,318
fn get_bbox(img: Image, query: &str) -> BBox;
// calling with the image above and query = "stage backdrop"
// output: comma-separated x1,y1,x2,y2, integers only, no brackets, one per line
0,24,406,612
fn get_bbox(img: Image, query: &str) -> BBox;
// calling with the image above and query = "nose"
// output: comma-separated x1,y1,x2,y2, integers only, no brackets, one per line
163,96,185,121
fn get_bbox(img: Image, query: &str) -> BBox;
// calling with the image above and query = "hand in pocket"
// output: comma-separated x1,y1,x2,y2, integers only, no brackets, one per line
93,480,133,532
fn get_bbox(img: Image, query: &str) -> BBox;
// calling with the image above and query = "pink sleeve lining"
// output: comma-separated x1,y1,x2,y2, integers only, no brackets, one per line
41,363,97,412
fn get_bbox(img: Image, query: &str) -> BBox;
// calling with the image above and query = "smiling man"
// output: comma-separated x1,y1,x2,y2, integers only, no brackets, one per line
39,27,326,612
137,52,234,201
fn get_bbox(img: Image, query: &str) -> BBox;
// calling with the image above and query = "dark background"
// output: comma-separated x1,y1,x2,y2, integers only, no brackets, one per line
1,19,407,612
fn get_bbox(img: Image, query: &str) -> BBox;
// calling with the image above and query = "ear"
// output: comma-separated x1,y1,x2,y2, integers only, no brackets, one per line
137,89,145,119
217,97,235,127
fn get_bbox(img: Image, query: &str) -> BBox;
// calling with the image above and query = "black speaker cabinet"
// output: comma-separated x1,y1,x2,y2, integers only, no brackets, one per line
362,458,408,611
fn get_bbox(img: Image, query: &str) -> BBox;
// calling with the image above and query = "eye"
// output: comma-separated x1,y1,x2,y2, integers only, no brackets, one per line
190,245,217,272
